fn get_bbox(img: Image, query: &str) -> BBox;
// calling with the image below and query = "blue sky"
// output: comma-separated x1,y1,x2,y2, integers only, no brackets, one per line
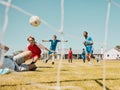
0,0,120,54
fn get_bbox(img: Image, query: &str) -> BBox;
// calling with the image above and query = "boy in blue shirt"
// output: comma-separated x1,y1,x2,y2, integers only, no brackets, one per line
42,35,68,65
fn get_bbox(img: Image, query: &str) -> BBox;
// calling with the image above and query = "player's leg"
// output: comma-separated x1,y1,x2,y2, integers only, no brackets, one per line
82,55,85,63
87,54,92,65
86,47,93,65
97,56,100,64
83,56,85,63
68,56,71,63
71,58,72,63
13,51,32,65
85,47,90,62
83,59,85,63
91,54,95,59
32,55,39,63
45,54,52,63
88,53,93,65
68,56,70,63
86,53,90,61
52,53,55,65
86,52,92,65
45,51,52,63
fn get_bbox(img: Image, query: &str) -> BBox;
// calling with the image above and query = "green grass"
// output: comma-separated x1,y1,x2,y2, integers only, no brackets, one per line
0,59,120,90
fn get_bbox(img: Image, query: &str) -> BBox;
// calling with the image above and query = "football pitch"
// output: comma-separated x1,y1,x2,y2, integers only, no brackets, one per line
0,59,120,90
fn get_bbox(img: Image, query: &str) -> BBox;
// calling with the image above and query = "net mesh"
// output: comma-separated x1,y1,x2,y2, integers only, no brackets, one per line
0,0,120,90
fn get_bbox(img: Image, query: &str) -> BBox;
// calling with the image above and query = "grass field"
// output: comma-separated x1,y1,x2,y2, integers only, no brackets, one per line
0,59,120,90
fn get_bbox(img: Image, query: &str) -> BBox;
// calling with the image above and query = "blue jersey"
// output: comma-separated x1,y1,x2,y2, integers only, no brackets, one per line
84,36,93,48
84,36,93,54
49,40,61,51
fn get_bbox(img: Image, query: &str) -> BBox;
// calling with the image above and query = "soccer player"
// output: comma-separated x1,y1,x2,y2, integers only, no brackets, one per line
26,36,53,64
68,48,73,63
42,35,68,65
83,31,93,65
81,48,86,63
0,43,37,72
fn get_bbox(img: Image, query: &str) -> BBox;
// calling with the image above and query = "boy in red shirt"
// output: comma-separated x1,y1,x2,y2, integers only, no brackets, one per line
68,48,73,63
27,36,52,64
13,36,53,68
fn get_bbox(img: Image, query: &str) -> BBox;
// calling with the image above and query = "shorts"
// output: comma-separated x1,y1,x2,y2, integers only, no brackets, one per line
48,50,55,55
68,56,72,59
86,46,93,54
13,53,25,65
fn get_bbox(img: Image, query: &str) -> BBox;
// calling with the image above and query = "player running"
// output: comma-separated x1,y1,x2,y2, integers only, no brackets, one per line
42,35,68,65
83,31,93,65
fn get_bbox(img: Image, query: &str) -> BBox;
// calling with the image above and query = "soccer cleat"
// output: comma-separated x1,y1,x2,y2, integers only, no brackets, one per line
88,62,92,66
30,67,37,71
97,61,100,64
52,62,54,65
45,59,48,63
0,68,10,75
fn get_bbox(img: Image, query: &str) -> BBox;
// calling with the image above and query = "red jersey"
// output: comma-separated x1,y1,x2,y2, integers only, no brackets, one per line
27,44,41,58
68,50,72,59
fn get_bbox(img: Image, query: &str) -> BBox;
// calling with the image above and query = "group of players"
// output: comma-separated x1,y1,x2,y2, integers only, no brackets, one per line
0,31,94,73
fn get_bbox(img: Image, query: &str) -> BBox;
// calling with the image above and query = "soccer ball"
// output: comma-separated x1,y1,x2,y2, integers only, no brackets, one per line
29,16,41,27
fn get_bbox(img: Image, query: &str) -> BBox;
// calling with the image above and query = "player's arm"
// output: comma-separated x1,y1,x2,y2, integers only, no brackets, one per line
45,48,56,53
89,41,93,45
25,44,30,51
88,37,93,45
59,40,68,42
83,42,87,46
83,37,93,46
83,41,93,46
42,40,50,42
37,43,55,53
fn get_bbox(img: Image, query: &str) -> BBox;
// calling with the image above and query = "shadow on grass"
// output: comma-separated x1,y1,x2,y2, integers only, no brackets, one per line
40,78,120,90
0,83,31,87
61,69,69,71
34,70,43,72
95,80,110,90
1,78,119,90
37,66,53,68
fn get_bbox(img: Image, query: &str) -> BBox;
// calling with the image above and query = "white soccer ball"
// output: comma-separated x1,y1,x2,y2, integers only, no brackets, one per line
29,16,41,27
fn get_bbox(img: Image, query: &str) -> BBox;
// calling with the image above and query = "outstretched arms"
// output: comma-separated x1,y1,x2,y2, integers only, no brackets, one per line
42,40,68,42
